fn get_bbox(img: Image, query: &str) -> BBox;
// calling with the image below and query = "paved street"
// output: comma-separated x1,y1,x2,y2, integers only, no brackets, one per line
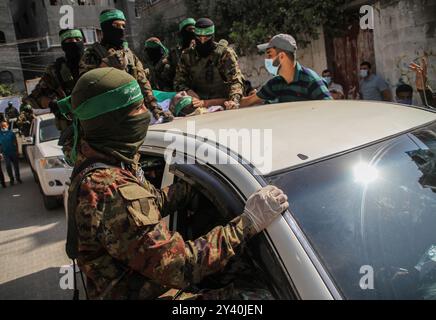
0,160,81,300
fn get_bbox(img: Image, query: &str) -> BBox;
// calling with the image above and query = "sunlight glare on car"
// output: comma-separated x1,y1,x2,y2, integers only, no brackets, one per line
353,162,379,185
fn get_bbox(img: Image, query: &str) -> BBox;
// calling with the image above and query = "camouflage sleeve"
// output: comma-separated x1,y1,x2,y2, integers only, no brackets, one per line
220,48,244,103
27,65,61,109
174,52,192,92
133,55,163,117
79,49,101,76
77,175,256,289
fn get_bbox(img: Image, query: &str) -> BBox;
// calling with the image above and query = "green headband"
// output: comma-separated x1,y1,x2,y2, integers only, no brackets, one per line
74,80,144,121
179,18,196,31
175,96,193,116
100,10,126,24
144,41,169,55
195,25,215,36
60,30,83,43
58,96,72,116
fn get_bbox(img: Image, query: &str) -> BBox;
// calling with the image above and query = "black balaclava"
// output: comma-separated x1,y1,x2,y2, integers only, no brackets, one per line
195,18,216,58
181,27,196,49
62,42,84,67
145,47,164,65
101,20,126,49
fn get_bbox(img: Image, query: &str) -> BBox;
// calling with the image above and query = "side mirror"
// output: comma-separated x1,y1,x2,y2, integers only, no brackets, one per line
23,136,34,145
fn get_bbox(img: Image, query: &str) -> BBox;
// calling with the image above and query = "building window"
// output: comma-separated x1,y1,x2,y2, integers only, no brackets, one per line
0,31,6,44
0,71,14,84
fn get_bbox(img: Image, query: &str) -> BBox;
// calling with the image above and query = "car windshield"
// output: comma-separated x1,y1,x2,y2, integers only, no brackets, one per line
267,121,436,300
39,118,60,143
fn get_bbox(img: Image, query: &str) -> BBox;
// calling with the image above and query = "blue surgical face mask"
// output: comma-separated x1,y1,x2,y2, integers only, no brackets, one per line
397,98,413,105
265,59,279,76
360,70,368,78
1,128,7,132
323,77,332,85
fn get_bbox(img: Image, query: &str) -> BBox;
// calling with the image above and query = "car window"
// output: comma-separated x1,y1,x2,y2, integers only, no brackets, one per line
170,164,296,300
268,121,436,300
39,118,60,143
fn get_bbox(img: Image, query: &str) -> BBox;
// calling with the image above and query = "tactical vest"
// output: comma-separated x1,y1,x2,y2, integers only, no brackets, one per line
91,43,139,79
54,58,77,96
190,40,230,100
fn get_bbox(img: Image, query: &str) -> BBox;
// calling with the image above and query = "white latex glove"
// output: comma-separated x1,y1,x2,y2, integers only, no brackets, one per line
242,185,289,233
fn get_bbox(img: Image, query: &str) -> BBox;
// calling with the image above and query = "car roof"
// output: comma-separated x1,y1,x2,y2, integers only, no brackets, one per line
148,101,436,175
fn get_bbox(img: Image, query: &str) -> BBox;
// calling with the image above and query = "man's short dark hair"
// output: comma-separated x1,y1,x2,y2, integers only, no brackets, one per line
396,84,413,96
360,61,372,69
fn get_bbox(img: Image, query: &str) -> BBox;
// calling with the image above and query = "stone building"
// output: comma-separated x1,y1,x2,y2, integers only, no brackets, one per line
1,0,140,93
0,0,25,92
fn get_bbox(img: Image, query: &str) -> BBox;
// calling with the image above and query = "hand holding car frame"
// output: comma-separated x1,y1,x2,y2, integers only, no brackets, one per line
243,185,289,233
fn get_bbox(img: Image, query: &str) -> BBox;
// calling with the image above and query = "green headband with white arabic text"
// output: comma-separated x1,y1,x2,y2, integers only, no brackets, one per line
60,29,83,43
75,81,143,120
100,10,126,24
195,25,215,36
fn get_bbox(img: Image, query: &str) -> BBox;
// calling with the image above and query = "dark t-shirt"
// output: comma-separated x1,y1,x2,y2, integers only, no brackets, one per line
257,62,332,103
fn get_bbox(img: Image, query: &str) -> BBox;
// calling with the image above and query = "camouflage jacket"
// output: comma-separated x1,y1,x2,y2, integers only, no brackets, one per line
79,43,161,116
27,58,78,110
72,161,256,300
16,112,34,136
4,106,19,120
143,54,175,92
174,40,244,103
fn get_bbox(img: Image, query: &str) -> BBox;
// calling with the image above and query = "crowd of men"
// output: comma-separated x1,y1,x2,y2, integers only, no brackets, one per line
1,8,435,300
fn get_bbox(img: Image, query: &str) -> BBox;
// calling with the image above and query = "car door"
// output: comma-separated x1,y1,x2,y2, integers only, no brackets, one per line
167,160,297,300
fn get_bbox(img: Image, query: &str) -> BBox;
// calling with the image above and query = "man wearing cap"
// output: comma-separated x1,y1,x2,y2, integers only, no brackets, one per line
65,67,288,299
239,34,332,108
79,9,172,122
26,29,85,131
143,37,174,91
174,18,245,110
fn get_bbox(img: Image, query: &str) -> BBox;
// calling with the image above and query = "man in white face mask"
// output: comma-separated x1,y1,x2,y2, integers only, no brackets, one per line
236,34,332,108
358,61,392,102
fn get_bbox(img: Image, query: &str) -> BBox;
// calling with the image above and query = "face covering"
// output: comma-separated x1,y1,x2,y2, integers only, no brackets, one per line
265,59,279,76
181,28,195,49
82,104,151,164
360,70,368,78
1,128,8,132
62,41,84,66
195,37,216,57
101,20,126,48
145,47,164,65
323,77,332,85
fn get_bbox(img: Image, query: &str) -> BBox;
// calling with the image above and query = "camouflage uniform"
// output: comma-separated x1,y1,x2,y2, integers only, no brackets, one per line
27,58,78,131
79,43,163,118
174,40,244,103
143,54,175,92
71,152,257,300
16,111,34,137
4,106,19,120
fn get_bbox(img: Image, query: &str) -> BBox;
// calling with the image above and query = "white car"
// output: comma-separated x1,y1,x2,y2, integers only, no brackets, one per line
67,101,436,300
24,113,72,210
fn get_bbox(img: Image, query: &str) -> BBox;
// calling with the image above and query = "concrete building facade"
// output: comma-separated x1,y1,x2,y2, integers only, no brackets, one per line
0,0,25,92
2,0,140,92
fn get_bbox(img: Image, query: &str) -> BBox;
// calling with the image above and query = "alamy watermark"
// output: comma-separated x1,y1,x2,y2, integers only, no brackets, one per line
360,5,375,30
163,120,273,175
